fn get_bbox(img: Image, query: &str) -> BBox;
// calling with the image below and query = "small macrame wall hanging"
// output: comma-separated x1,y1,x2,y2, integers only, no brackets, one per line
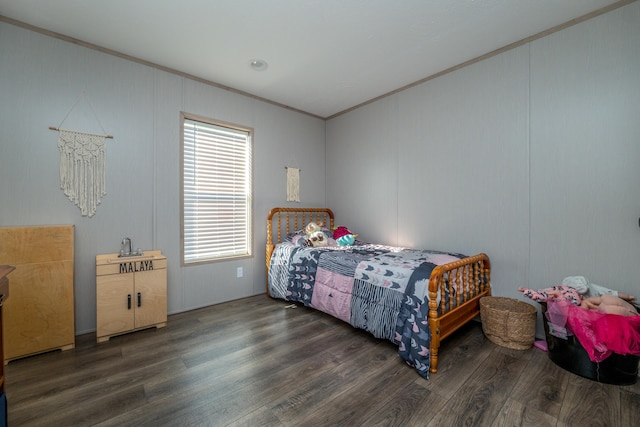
285,166,300,202
50,91,113,217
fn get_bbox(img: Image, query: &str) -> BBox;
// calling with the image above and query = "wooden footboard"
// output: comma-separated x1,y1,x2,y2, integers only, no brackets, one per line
427,253,491,373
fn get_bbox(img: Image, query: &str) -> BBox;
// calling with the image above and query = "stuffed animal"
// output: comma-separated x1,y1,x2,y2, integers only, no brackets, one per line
333,226,357,246
303,222,328,247
304,221,322,235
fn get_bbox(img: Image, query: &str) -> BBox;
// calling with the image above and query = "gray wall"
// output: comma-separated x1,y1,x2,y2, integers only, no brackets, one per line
326,1,640,324
2,2,639,337
0,22,326,334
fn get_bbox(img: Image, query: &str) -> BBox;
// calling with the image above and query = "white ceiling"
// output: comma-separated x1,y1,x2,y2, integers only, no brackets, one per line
0,0,628,118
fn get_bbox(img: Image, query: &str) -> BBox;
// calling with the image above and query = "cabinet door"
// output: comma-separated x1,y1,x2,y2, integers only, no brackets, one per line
96,273,135,338
134,269,167,329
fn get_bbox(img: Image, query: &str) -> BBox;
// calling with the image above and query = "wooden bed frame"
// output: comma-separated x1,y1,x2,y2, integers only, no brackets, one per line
265,207,491,374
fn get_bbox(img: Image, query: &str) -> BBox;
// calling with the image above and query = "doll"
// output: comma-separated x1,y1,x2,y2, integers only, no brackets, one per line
580,294,638,317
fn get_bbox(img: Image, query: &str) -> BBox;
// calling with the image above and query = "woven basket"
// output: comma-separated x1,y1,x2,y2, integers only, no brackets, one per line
480,296,537,350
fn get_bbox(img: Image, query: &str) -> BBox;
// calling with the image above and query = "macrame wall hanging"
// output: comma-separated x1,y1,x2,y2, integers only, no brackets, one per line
285,166,300,202
50,91,113,217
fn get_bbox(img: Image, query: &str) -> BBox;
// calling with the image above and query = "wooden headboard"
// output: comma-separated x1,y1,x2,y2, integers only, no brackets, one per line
265,207,334,293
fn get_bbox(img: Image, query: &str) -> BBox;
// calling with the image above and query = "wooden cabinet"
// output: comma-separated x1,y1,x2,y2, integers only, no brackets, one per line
96,250,167,343
0,226,75,363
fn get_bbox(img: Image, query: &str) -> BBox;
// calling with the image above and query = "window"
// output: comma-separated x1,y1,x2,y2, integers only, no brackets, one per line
181,113,253,265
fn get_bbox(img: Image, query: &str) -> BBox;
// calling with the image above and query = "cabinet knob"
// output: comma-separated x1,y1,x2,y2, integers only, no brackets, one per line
137,292,142,307
127,294,132,309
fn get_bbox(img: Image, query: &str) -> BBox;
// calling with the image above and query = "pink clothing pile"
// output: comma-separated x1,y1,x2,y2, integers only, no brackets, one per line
548,299,640,362
519,285,582,305
519,284,640,362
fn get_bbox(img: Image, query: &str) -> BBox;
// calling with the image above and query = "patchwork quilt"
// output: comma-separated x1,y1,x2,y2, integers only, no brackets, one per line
268,241,467,379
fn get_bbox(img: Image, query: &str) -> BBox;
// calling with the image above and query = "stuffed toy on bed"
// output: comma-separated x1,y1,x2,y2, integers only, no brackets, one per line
333,226,357,246
303,222,328,247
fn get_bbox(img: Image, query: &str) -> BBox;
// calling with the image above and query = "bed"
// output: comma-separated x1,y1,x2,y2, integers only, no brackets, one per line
265,207,491,378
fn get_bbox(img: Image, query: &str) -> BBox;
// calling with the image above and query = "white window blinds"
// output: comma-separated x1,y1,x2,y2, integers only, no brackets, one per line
182,114,253,264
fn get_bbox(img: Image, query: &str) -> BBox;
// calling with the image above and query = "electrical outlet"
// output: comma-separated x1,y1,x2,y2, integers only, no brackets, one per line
236,267,243,278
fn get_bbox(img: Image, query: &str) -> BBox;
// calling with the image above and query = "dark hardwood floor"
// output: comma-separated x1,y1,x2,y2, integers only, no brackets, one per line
5,295,640,426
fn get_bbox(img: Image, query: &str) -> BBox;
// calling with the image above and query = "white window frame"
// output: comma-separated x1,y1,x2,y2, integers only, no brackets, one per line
180,112,253,266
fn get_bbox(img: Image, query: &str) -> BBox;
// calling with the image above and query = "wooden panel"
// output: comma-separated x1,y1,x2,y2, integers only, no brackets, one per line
0,226,74,264
1,225,75,362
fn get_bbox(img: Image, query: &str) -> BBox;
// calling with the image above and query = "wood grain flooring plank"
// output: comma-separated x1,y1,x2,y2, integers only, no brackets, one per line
507,345,569,418
424,347,529,426
420,321,493,399
490,397,558,427
558,375,621,426
355,374,441,427
132,335,384,425
620,389,640,427
7,338,183,410
8,354,183,416
102,321,368,425
10,384,147,426
287,354,419,426
178,306,334,369
4,295,638,426
266,343,397,425
137,323,349,407
224,405,283,427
